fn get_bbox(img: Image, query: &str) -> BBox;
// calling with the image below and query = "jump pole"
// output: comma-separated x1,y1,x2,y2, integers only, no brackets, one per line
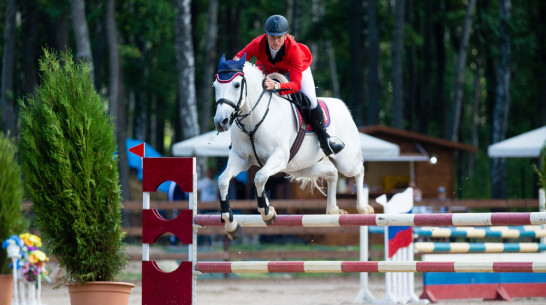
194,212,546,227
194,261,546,274
415,242,546,253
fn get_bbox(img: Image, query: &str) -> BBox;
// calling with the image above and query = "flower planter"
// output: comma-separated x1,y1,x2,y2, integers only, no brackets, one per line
67,281,135,305
0,274,13,305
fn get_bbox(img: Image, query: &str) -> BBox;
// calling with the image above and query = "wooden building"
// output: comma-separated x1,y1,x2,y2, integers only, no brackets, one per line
359,125,476,200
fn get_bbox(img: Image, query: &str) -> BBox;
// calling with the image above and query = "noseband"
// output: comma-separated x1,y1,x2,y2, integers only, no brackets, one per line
215,68,273,167
215,69,247,125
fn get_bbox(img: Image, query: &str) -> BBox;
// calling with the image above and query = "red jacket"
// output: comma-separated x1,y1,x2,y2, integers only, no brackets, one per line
236,34,312,95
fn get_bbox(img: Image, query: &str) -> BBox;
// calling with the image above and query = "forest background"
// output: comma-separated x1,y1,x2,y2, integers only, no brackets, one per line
1,0,545,202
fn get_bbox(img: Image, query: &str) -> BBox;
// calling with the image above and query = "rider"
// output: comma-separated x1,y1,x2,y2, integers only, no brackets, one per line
233,15,344,156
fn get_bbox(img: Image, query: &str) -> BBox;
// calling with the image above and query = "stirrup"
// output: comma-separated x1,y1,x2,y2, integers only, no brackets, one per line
319,137,345,156
328,140,345,155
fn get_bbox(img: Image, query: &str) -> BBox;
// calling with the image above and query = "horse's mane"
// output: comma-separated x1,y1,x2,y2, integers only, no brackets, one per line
242,62,265,83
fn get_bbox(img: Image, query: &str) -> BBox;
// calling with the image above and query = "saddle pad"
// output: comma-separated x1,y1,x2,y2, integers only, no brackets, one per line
292,100,330,133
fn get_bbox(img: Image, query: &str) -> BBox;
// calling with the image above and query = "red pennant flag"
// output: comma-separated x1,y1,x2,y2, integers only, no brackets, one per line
129,143,145,158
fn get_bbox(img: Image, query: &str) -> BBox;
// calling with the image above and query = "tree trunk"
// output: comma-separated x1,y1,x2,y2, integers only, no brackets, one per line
22,1,39,95
349,0,364,125
43,1,69,52
286,0,301,38
175,0,200,141
420,0,434,134
71,0,94,71
366,0,380,125
468,62,482,177
433,0,446,136
405,0,418,132
391,0,405,128
491,0,511,199
310,0,320,72
199,0,218,133
106,0,130,201
326,39,341,99
1,0,16,135
447,0,477,141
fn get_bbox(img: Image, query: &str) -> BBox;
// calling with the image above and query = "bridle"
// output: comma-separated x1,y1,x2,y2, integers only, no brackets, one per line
215,69,247,125
215,68,273,167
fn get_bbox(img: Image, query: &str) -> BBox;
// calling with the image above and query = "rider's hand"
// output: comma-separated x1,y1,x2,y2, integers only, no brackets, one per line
264,77,278,91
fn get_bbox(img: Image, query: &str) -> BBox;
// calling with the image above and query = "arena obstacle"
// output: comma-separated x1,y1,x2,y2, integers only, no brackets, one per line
131,152,546,305
421,253,546,302
415,242,546,253
370,225,546,238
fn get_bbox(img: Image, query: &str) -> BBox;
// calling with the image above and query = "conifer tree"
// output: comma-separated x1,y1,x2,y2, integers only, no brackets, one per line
19,50,126,283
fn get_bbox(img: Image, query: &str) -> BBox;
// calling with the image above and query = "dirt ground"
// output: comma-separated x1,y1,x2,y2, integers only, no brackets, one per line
40,274,546,305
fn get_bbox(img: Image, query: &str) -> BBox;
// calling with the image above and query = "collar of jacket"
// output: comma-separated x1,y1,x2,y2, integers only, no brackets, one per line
265,39,286,64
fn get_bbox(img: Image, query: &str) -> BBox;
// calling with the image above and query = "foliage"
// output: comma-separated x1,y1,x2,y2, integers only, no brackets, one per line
19,49,127,283
0,132,25,274
534,145,546,190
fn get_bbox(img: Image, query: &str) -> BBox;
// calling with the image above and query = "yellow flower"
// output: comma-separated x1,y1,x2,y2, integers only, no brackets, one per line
29,250,48,263
19,233,42,247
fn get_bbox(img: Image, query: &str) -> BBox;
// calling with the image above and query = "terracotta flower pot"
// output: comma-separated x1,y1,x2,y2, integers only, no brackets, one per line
0,274,13,305
67,281,135,305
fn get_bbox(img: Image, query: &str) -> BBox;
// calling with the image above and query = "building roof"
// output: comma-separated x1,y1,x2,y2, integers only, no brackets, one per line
359,125,477,153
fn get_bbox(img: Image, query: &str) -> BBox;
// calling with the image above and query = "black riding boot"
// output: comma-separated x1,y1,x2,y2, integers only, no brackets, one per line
309,105,344,156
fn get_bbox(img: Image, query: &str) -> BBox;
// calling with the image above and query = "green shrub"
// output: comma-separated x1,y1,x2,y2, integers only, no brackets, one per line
19,50,127,283
0,133,25,274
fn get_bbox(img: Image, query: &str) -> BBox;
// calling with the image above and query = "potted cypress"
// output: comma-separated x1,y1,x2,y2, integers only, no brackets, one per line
0,133,25,305
19,50,134,305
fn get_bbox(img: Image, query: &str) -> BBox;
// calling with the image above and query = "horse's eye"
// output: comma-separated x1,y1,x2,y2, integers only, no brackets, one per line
234,83,240,89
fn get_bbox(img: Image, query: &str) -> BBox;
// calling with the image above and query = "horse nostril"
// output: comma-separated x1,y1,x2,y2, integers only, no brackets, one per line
222,118,229,125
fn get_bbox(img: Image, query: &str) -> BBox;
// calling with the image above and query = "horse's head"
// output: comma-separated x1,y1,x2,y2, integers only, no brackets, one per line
213,53,247,132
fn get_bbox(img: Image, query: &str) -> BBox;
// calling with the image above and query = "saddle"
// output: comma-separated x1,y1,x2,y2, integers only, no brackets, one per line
267,73,330,130
267,73,331,161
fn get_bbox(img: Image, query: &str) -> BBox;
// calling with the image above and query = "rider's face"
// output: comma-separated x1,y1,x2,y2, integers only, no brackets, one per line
267,34,286,51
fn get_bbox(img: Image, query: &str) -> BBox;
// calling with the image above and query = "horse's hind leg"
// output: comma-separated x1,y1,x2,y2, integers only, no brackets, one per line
289,161,345,214
336,161,374,214
354,165,374,214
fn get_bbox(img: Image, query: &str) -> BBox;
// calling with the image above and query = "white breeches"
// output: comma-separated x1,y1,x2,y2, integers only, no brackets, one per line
301,68,318,109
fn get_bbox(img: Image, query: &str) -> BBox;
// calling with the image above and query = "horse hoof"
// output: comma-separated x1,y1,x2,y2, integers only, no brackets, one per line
264,213,276,225
357,205,375,214
227,224,242,240
263,207,277,225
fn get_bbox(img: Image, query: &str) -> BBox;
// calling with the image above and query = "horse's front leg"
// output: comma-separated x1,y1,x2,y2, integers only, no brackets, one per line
217,154,249,240
254,151,287,225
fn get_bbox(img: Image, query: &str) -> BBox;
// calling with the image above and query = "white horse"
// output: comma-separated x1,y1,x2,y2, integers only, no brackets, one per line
213,54,374,240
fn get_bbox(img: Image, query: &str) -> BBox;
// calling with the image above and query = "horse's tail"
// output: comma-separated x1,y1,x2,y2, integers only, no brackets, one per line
287,176,326,197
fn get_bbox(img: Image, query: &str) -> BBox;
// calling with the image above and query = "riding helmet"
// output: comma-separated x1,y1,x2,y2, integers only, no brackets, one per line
264,15,289,36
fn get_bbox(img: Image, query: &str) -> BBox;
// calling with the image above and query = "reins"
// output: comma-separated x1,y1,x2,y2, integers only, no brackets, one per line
235,88,273,167
216,67,307,168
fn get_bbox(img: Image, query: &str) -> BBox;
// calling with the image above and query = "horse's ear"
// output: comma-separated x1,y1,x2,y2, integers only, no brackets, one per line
219,54,226,68
237,53,246,70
